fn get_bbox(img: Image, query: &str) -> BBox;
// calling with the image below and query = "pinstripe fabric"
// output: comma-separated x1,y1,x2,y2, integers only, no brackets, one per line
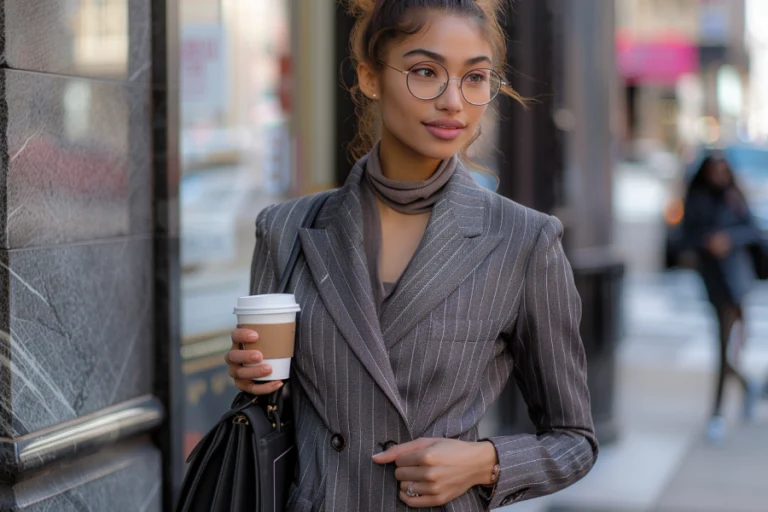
249,154,597,511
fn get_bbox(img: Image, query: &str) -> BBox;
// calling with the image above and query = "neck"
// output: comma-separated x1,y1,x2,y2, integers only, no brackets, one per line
379,131,441,181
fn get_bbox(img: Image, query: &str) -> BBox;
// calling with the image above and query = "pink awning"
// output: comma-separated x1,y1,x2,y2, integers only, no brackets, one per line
616,34,699,85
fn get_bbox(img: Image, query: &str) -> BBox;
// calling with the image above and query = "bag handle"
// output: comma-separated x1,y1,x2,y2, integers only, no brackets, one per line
265,192,331,417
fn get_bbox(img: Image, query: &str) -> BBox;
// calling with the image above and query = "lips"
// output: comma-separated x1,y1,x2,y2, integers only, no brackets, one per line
423,119,466,141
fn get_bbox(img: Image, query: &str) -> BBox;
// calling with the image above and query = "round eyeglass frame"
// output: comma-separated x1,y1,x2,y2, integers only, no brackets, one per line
378,60,506,106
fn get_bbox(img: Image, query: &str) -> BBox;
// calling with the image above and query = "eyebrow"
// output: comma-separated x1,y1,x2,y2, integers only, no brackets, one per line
402,48,492,66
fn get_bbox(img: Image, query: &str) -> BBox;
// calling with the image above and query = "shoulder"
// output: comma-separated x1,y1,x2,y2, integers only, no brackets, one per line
473,182,558,243
256,189,338,236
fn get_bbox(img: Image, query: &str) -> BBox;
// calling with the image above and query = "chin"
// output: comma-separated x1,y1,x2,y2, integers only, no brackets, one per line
411,138,464,161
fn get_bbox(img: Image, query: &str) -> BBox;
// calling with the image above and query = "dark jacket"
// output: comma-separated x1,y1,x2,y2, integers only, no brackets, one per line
682,188,762,308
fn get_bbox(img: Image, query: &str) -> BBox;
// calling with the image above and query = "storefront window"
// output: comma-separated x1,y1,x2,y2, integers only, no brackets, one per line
178,0,293,460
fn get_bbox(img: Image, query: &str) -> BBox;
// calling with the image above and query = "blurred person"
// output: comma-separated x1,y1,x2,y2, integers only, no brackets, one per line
225,0,597,510
682,153,763,443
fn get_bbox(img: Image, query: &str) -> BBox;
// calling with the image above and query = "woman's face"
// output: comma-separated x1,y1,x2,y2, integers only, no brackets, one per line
372,15,494,161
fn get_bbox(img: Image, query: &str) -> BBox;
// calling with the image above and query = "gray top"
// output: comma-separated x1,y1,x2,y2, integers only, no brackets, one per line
360,147,457,311
360,178,398,312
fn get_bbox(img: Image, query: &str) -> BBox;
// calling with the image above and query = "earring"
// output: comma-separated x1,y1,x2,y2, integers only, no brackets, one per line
372,93,377,99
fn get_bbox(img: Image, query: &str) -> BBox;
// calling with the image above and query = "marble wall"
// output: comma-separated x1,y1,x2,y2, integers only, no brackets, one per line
0,1,165,510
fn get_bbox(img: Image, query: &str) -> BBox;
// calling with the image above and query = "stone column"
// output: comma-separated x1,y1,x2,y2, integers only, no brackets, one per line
0,1,167,510
558,0,624,445
488,0,624,445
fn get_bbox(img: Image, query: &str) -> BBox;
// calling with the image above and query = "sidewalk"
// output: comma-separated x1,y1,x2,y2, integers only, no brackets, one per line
655,421,768,511
500,364,768,512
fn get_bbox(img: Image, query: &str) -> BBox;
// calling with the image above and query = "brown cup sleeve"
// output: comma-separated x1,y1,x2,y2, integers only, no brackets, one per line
239,323,296,359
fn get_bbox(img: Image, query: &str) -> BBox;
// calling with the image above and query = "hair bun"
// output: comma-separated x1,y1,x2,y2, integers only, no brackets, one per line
344,0,378,18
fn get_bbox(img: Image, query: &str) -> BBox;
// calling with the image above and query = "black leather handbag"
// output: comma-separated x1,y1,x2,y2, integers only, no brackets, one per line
176,193,330,512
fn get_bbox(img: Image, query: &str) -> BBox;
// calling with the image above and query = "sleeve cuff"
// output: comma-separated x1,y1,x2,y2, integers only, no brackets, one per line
483,436,531,509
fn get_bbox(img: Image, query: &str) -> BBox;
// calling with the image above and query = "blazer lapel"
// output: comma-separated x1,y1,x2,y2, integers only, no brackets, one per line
380,168,503,346
299,165,410,426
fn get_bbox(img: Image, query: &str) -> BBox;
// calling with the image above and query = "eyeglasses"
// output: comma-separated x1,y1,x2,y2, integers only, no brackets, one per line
379,60,506,106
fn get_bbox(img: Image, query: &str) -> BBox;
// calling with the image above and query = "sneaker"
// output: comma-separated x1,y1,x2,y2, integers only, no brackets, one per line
706,416,726,444
743,380,760,422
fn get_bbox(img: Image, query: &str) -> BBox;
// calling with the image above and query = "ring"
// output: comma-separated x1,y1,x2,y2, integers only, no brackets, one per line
406,481,420,498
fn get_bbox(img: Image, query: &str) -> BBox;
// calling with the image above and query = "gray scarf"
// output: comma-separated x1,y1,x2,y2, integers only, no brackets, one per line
364,142,458,214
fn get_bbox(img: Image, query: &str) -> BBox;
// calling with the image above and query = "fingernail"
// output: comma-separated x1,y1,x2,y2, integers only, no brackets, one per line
247,332,259,341
262,364,272,372
250,352,262,362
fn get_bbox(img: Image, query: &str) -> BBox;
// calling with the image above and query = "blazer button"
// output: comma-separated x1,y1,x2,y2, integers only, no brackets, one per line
331,433,346,452
381,440,397,451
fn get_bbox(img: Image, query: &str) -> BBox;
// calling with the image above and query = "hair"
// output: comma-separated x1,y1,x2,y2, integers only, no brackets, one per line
344,0,523,168
685,152,749,212
686,153,737,195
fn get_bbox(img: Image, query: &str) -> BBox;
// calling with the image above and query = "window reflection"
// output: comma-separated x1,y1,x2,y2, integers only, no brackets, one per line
73,0,128,77
178,0,292,460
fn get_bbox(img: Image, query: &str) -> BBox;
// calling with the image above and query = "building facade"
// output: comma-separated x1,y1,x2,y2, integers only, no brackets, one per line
616,0,749,156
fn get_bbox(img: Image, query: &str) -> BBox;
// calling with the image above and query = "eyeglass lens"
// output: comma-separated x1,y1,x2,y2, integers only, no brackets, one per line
406,62,502,105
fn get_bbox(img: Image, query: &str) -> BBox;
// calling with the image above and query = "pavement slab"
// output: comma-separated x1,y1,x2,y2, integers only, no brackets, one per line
654,421,768,512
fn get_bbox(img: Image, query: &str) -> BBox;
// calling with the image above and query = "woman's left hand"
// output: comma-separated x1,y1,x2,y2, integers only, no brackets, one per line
372,438,497,507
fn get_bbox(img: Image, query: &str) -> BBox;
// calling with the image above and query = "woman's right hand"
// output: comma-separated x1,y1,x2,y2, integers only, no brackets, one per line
225,328,284,395
705,231,732,259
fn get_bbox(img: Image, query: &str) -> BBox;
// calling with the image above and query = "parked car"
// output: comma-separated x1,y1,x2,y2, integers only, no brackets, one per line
663,144,768,273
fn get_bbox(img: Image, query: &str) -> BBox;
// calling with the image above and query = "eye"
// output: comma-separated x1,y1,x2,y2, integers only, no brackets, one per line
464,71,489,85
412,67,439,79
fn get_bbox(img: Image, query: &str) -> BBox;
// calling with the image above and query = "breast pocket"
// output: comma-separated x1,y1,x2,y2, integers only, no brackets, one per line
429,318,503,344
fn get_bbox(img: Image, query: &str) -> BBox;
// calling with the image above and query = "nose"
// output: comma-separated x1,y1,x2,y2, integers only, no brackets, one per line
435,78,463,113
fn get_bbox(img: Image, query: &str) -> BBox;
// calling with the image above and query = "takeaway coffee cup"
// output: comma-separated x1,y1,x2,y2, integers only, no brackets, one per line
233,294,300,381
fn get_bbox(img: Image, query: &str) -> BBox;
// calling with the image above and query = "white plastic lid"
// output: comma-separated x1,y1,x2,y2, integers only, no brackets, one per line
233,294,301,315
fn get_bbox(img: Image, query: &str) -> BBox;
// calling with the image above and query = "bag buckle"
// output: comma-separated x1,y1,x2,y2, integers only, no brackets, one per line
233,415,249,425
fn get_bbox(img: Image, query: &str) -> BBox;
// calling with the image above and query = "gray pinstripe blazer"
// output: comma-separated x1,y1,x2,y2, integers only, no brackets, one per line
249,154,597,511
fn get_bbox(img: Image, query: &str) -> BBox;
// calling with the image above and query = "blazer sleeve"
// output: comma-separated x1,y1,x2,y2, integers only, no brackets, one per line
484,216,598,509
249,206,278,296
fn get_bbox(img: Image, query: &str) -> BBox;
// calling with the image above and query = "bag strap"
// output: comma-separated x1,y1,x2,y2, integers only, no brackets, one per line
265,192,331,418
277,192,331,293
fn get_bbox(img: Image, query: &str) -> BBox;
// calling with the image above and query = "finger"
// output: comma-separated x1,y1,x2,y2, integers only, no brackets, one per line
234,378,284,395
399,491,443,508
231,328,259,344
372,438,434,464
230,363,274,380
398,480,437,497
226,349,263,365
397,478,438,496
394,447,434,468
395,466,437,483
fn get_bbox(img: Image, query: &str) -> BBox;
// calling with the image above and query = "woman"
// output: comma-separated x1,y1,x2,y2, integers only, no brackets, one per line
682,153,762,443
226,1,597,510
